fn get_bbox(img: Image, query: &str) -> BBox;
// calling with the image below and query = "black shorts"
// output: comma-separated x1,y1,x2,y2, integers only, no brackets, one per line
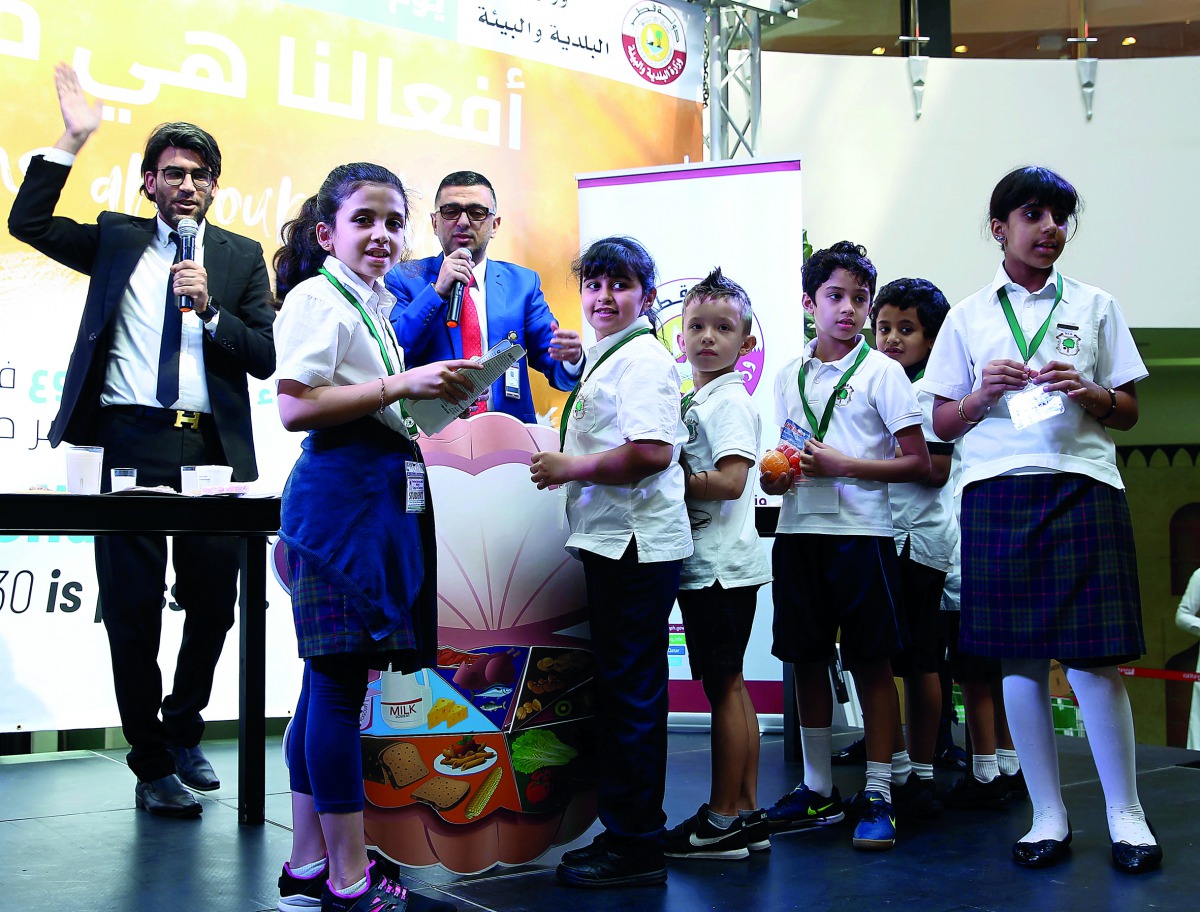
770,534,904,668
890,545,947,677
943,611,1001,683
677,581,761,680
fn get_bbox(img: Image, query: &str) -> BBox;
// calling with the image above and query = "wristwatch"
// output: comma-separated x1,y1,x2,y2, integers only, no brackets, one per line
198,297,220,323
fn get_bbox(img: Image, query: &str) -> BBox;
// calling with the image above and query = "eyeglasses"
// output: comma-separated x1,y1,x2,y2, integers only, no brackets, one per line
436,204,494,223
158,167,214,189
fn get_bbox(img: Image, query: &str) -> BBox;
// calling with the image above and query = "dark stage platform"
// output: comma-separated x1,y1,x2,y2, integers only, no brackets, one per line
1,730,1196,912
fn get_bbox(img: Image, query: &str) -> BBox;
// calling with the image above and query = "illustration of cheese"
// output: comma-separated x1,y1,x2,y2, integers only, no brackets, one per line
427,697,468,728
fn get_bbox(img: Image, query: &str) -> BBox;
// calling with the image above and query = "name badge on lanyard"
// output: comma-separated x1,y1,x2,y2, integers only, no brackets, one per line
505,364,521,399
405,461,426,513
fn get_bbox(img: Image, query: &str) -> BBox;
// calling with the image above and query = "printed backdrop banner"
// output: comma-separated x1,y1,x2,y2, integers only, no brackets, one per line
577,160,804,708
0,0,703,732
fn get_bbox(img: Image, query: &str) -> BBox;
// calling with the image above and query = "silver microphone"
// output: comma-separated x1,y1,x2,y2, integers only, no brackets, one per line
176,217,199,312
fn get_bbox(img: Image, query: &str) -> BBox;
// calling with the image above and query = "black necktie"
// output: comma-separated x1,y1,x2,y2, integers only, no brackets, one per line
156,232,183,408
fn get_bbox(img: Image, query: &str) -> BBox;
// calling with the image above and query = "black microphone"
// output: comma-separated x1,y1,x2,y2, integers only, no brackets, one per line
445,281,465,328
176,217,199,312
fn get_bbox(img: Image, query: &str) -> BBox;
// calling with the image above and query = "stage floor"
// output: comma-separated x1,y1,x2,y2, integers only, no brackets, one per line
1,729,1197,912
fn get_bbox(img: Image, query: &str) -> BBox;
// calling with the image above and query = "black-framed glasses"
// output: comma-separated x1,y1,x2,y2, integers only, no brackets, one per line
158,167,214,189
436,204,494,223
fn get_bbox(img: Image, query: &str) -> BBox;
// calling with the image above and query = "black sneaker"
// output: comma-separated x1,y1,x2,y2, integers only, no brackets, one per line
322,861,455,912
743,808,771,852
662,805,749,860
556,844,667,888
765,784,845,833
1003,769,1028,801
561,832,612,865
943,773,1009,810
278,861,324,912
831,736,866,765
893,773,944,819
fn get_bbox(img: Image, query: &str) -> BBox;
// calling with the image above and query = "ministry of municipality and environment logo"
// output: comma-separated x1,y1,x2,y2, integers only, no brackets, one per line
622,3,687,86
654,277,766,398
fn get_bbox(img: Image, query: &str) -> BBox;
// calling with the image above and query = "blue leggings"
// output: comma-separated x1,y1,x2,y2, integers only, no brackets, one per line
288,655,369,814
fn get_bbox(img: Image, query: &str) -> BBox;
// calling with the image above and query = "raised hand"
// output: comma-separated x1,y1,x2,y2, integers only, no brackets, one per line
53,63,103,153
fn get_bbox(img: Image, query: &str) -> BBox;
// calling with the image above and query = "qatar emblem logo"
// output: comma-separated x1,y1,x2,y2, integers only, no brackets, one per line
622,3,687,86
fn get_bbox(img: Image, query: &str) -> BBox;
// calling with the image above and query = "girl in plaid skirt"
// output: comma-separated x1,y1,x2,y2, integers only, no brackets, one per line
923,167,1161,874
272,163,475,912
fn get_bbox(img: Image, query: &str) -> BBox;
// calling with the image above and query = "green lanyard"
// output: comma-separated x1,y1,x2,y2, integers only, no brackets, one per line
996,273,1063,365
797,341,869,442
559,328,653,451
320,266,414,431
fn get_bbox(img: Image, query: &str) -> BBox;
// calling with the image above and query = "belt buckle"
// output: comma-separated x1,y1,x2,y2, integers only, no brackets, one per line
174,410,201,429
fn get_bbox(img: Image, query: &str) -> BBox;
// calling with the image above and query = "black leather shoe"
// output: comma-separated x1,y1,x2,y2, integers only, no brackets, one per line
556,846,667,888
169,744,220,791
1112,827,1162,874
560,833,612,866
135,774,203,818
1012,827,1072,868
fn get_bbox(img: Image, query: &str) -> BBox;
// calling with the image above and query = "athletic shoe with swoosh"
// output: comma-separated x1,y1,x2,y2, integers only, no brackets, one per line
764,784,845,833
661,804,750,860
852,791,897,851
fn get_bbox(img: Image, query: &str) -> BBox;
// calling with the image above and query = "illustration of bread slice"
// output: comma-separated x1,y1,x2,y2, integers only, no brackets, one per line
379,741,429,790
411,775,470,811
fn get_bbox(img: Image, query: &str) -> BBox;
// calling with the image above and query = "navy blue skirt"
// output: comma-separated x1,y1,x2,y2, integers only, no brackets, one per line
959,473,1144,663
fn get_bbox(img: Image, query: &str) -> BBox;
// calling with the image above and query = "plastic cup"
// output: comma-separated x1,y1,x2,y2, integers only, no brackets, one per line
110,468,137,492
181,465,200,494
65,446,104,494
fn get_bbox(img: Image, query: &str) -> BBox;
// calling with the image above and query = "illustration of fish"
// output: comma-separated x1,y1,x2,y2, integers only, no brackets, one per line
479,700,506,712
475,684,513,699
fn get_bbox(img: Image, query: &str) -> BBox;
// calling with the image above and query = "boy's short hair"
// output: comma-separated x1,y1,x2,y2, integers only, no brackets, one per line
801,240,877,300
870,277,950,340
682,267,753,334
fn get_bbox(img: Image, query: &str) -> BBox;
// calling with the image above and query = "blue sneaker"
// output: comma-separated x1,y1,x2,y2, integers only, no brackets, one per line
852,791,896,850
765,784,845,833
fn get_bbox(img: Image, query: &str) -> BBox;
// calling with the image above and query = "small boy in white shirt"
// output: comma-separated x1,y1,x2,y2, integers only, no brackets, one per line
661,269,773,862
760,242,929,852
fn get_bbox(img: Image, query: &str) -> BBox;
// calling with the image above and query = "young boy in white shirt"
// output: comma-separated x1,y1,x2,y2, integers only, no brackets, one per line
760,242,929,851
662,269,773,861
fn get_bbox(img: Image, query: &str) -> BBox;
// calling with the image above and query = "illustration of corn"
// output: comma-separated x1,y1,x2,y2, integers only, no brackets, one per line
465,766,503,819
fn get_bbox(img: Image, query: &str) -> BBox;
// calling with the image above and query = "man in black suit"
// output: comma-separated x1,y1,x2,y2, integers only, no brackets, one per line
7,65,275,817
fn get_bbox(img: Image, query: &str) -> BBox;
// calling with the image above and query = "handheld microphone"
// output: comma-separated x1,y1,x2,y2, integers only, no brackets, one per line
445,281,465,328
176,217,199,312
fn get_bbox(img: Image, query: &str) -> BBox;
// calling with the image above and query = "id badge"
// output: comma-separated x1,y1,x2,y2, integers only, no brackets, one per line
792,478,839,513
405,461,427,513
505,364,521,400
1005,383,1064,430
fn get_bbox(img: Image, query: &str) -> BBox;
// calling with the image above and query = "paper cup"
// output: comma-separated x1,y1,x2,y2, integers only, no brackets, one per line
65,446,104,495
110,468,137,492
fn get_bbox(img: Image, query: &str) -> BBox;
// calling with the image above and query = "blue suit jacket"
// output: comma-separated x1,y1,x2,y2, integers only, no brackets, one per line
385,255,576,424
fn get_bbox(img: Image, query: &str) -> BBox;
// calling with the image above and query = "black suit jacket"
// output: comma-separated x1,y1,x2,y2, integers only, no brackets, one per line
7,155,275,480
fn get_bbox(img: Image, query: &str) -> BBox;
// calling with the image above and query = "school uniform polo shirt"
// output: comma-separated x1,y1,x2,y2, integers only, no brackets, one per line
274,255,413,438
773,336,922,537
562,317,693,563
680,372,772,590
923,265,1147,494
888,380,958,572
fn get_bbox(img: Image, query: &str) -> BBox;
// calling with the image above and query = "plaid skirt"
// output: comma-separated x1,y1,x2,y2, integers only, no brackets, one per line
288,549,428,673
959,473,1144,662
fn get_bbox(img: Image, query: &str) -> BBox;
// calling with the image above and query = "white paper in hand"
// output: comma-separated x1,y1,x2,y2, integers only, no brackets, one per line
403,340,527,435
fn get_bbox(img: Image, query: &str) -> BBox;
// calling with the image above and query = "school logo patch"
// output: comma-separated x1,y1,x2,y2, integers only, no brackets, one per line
1055,328,1082,357
835,386,854,406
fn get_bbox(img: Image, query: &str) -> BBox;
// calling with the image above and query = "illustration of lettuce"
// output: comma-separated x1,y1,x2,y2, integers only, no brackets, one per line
510,729,578,774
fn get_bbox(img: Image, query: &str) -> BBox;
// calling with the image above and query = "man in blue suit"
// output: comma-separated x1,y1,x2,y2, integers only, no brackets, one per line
386,171,582,423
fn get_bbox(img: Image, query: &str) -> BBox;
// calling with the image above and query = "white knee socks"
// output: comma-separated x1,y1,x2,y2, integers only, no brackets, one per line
1002,659,1069,843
